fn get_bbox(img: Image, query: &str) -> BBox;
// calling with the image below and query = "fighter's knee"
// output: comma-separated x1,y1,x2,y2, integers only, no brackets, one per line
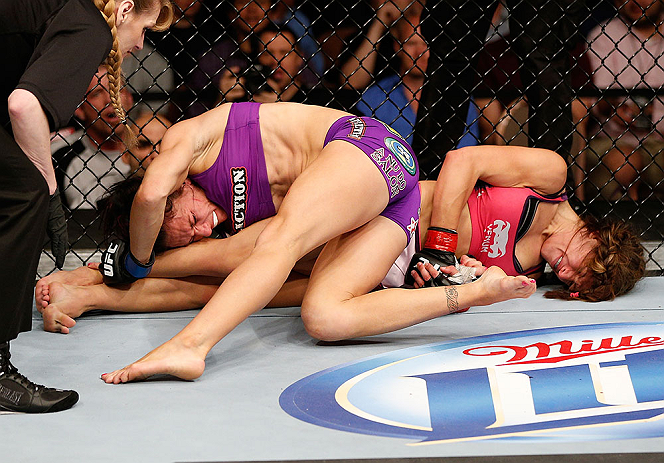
301,300,353,342
254,216,306,257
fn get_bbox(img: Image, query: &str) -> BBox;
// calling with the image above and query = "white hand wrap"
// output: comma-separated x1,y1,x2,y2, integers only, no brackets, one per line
445,263,478,285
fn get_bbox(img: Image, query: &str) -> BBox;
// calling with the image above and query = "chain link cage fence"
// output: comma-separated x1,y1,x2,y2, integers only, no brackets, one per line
42,0,664,278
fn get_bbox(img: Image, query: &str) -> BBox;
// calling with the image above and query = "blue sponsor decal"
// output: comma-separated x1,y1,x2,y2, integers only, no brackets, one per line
280,322,664,444
384,137,416,176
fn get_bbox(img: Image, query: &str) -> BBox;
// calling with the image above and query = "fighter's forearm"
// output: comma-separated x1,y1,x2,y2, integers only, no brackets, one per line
129,190,167,264
429,148,478,229
129,123,198,264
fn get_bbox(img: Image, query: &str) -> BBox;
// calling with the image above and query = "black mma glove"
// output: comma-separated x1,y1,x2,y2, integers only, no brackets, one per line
47,187,68,269
99,239,155,285
404,227,458,286
406,252,460,287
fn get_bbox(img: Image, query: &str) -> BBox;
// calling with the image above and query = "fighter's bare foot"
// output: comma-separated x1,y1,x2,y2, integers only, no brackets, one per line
41,282,94,333
36,266,103,310
474,266,536,306
101,340,206,384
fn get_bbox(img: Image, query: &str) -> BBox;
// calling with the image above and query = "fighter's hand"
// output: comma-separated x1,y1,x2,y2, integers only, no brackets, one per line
410,255,483,288
404,227,458,286
99,239,154,285
404,248,457,286
458,255,487,276
410,261,458,288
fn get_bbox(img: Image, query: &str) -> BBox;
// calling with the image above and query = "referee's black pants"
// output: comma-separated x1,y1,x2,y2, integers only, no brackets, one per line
0,126,49,343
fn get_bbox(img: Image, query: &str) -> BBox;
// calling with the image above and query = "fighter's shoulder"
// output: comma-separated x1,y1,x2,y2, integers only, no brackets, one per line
166,106,226,145
262,102,349,122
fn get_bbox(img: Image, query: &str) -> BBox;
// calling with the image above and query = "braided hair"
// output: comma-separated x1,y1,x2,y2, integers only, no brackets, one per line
92,0,173,146
544,216,646,302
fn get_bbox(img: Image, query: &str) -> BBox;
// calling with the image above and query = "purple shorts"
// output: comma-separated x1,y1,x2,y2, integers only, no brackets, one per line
323,116,421,243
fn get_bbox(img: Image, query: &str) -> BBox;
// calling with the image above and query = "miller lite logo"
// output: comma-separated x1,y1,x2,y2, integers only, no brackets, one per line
231,167,247,233
280,323,664,443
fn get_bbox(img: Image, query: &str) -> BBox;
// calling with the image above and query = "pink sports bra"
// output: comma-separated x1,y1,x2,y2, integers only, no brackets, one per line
466,184,567,276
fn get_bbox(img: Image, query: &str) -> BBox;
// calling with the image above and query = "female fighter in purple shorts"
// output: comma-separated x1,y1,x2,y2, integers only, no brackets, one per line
37,141,644,343
75,102,537,383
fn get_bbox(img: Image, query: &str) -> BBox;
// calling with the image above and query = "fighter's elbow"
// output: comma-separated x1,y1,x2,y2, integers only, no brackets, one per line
444,146,485,178
550,152,569,187
440,148,466,170
134,181,167,209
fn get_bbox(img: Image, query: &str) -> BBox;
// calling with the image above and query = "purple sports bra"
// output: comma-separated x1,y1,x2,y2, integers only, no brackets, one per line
190,102,276,234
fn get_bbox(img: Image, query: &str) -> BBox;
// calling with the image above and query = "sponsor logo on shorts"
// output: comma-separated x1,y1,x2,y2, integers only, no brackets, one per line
407,214,419,238
379,120,407,140
348,117,366,140
280,322,664,443
480,219,511,258
370,147,406,198
406,214,420,243
384,137,416,176
231,167,248,232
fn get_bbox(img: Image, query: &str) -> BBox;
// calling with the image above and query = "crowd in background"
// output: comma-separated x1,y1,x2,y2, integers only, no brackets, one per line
52,0,664,216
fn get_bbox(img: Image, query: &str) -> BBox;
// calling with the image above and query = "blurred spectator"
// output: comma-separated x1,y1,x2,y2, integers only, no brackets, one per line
122,42,175,115
150,1,223,85
413,0,586,178
217,24,343,107
123,112,172,176
586,0,664,201
338,0,401,91
189,0,272,116
336,1,422,92
474,3,593,199
148,0,225,120
269,0,324,76
313,2,413,94
51,66,133,210
217,25,301,103
355,15,479,145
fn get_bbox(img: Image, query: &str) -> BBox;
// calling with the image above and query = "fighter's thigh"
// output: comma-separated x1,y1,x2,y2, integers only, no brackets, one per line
267,141,390,253
302,216,406,307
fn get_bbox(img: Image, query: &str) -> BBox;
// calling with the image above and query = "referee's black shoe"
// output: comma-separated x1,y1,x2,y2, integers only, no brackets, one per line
0,342,79,413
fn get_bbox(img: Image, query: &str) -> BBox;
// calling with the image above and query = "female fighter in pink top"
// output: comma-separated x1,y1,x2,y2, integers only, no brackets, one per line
409,146,644,301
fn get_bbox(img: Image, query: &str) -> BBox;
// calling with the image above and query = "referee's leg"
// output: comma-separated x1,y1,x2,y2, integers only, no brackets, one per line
0,126,79,413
